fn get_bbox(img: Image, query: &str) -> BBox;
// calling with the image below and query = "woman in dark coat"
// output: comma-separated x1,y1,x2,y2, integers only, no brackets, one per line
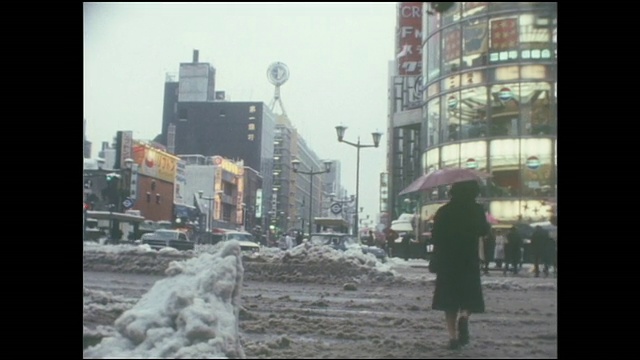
431,180,490,349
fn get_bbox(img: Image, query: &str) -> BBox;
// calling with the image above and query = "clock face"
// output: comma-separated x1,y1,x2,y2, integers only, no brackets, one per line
267,62,289,86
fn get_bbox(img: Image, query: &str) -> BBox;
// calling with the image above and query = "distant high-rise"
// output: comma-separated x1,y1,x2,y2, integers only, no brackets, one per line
160,51,276,227
83,118,92,159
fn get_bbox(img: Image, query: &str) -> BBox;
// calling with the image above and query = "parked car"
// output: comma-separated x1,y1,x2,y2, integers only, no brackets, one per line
199,230,260,254
308,233,387,262
141,229,194,251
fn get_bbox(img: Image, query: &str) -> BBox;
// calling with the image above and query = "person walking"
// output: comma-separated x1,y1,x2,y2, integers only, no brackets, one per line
531,226,551,277
505,226,522,275
285,232,294,250
430,180,490,350
385,229,397,257
401,232,412,261
493,229,507,269
480,231,493,275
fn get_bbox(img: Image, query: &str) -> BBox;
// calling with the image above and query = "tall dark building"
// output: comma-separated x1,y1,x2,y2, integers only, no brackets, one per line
160,51,276,226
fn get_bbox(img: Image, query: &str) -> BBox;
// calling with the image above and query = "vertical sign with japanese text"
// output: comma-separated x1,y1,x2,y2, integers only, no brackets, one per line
397,2,423,76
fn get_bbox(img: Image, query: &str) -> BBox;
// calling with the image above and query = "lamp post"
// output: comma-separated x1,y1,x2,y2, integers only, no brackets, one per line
335,125,383,240
198,190,223,231
292,159,332,237
241,203,247,231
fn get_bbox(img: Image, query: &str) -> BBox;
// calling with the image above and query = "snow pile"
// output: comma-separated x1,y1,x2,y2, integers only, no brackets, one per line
84,241,157,254
482,279,557,291
242,242,394,284
83,241,395,284
250,242,389,270
84,243,193,274
84,240,245,359
84,287,138,343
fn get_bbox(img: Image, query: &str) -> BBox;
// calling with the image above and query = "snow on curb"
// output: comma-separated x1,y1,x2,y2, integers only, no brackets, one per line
84,240,245,359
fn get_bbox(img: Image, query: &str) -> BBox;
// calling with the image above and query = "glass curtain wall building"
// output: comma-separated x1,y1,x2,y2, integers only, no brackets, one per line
421,2,556,223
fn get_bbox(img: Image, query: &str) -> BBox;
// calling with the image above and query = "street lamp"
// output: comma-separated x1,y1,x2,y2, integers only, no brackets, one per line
292,159,332,237
335,125,383,239
241,202,247,231
198,190,223,232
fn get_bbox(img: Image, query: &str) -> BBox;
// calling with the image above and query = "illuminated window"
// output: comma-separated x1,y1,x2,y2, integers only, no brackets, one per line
427,97,441,146
459,86,488,140
425,147,440,171
489,83,520,136
488,138,553,198
249,106,256,113
248,123,256,131
461,141,487,171
520,82,552,135
441,143,460,168
441,91,461,142
248,134,255,141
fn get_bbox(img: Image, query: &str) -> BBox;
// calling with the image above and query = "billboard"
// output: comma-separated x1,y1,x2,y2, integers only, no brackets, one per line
211,156,244,176
397,2,423,76
255,189,263,218
132,141,179,183
174,160,187,205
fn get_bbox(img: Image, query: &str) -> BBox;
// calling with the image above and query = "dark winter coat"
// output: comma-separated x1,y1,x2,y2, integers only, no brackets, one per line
531,228,550,253
506,231,523,261
431,199,489,313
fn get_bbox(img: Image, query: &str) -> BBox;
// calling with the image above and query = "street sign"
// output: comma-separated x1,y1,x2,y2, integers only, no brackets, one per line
122,197,134,209
330,202,343,215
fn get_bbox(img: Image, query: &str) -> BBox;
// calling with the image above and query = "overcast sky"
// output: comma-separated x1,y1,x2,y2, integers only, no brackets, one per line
84,2,397,222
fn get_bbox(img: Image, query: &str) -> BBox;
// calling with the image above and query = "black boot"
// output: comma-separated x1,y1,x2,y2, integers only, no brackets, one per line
458,317,469,345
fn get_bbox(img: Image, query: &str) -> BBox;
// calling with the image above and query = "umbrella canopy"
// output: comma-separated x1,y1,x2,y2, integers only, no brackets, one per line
485,212,499,224
399,168,491,196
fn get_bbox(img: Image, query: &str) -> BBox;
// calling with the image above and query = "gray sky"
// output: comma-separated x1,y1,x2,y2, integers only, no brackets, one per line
84,2,397,223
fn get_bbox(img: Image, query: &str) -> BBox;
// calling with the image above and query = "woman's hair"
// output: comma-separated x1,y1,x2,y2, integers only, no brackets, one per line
449,180,480,200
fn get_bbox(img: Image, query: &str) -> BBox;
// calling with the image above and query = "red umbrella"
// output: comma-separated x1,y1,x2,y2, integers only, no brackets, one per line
398,168,491,196
485,212,499,224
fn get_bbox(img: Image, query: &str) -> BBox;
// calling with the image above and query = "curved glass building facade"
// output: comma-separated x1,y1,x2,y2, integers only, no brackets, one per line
420,2,556,222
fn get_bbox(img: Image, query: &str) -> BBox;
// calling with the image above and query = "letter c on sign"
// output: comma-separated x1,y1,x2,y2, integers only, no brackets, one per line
401,6,412,17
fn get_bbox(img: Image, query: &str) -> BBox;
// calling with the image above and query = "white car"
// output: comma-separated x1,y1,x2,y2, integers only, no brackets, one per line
202,230,261,254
